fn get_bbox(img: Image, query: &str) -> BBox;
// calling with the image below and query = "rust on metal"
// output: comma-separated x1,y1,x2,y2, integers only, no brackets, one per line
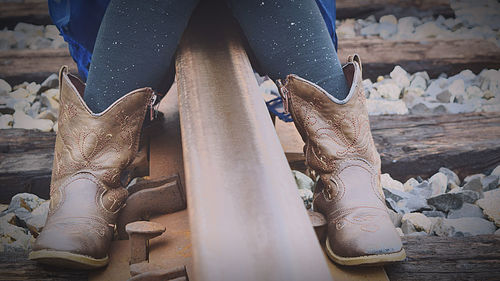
130,263,188,280
126,221,166,265
117,175,186,239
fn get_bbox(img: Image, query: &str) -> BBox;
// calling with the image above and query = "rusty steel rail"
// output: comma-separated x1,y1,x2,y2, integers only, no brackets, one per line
174,2,332,281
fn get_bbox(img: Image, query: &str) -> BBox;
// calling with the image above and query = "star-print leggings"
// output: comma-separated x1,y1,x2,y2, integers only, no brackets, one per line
83,0,349,113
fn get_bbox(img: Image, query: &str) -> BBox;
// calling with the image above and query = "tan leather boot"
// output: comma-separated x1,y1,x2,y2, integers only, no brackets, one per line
277,55,405,266
29,66,155,269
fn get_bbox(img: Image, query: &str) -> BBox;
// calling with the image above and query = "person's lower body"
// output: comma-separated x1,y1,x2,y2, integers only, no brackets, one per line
31,0,403,269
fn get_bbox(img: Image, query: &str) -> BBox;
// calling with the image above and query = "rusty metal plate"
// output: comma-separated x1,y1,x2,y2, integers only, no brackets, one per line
89,210,191,281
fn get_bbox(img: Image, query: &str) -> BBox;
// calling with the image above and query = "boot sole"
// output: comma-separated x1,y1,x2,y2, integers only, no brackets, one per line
29,249,108,269
325,237,406,266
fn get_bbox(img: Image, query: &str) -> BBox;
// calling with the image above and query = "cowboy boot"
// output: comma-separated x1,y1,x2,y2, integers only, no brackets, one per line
277,55,405,266
29,66,155,269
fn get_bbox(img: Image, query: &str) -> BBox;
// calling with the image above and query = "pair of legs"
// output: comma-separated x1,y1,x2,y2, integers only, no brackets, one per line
83,0,349,113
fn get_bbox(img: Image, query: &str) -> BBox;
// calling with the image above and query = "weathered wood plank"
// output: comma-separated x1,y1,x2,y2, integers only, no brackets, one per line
336,0,454,19
338,38,500,80
2,38,499,84
2,112,499,202
281,112,500,182
0,248,87,281
385,235,500,281
0,49,78,85
1,234,498,280
0,0,51,28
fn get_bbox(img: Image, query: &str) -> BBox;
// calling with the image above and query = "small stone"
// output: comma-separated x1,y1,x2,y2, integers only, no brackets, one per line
476,189,500,227
390,66,410,88
429,172,448,196
26,82,41,95
436,90,452,103
337,19,356,38
381,173,404,191
482,175,499,191
0,114,13,129
6,193,45,224
491,165,500,177
366,99,408,115
464,173,485,184
25,201,49,236
427,193,463,212
409,76,427,90
409,181,433,199
36,110,57,122
384,187,430,214
376,76,384,82
0,204,8,213
400,220,417,235
403,178,419,192
292,170,314,191
0,212,33,252
378,22,397,39
44,25,60,40
376,82,401,100
28,36,51,50
41,73,59,90
380,15,397,25
463,177,483,193
41,89,60,114
448,203,485,219
422,210,446,218
396,227,404,237
387,209,402,227
360,23,379,36
432,217,496,237
439,167,460,186
9,88,30,99
13,111,54,132
0,79,12,95
53,121,58,133
448,79,466,99
414,22,451,39
402,212,432,233
298,189,313,209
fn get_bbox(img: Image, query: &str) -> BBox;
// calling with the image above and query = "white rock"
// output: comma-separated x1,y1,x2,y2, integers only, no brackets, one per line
402,212,432,233
381,173,404,191
432,217,497,237
378,22,397,39
292,170,314,191
9,88,30,99
40,89,60,114
13,111,53,132
390,66,410,88
429,172,448,196
436,90,452,103
491,165,500,177
337,19,356,38
25,82,40,95
360,23,379,36
52,121,58,133
403,178,419,192
36,110,57,122
414,22,453,39
448,79,466,100
0,114,13,129
380,15,397,25
396,17,419,38
0,79,12,95
409,76,427,90
366,99,408,115
476,189,500,227
376,82,401,100
44,25,60,40
28,36,51,50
